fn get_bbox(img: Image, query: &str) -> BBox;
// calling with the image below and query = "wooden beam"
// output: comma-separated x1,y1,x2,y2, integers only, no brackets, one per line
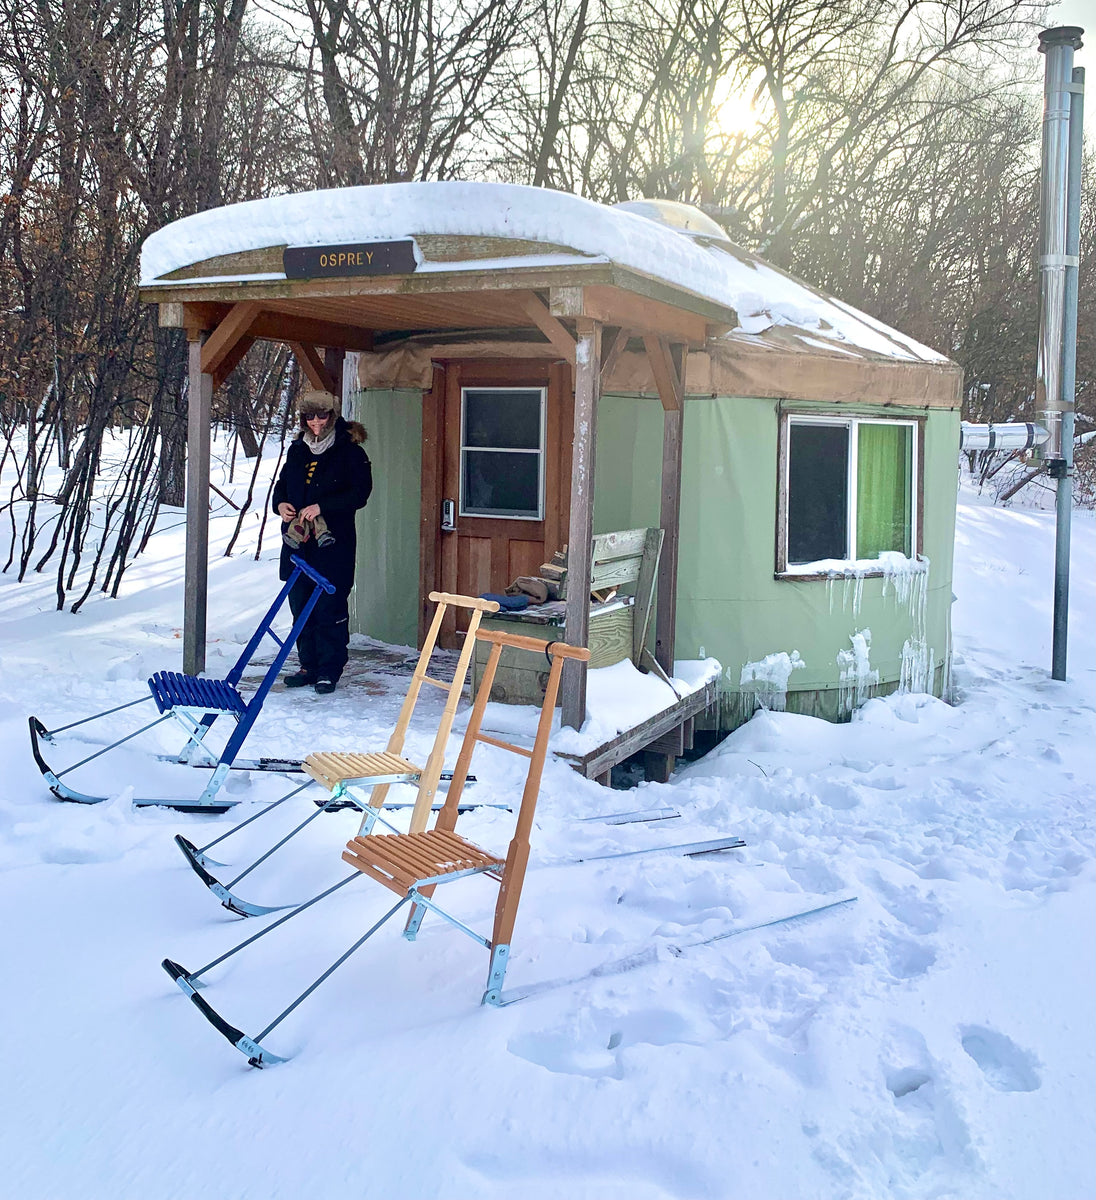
158,302,185,328
583,284,708,346
654,342,687,676
211,335,254,390
199,301,261,380
289,342,338,394
548,285,585,317
643,333,684,411
324,347,345,402
562,318,601,729
141,262,736,329
251,311,374,352
184,337,213,676
518,291,577,364
600,326,627,386
643,750,675,783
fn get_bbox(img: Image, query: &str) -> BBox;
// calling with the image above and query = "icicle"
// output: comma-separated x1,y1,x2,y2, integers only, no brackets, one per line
739,651,806,714
899,637,932,694
836,630,879,716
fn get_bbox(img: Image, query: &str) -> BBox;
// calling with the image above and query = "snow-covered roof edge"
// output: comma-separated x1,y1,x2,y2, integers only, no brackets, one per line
140,182,952,366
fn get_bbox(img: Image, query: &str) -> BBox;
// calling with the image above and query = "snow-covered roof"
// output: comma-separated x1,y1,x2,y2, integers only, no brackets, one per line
140,181,950,365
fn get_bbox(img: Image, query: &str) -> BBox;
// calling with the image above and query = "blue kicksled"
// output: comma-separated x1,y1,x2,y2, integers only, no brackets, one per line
28,555,334,813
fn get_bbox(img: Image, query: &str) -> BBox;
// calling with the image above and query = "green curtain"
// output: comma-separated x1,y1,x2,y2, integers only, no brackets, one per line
856,423,912,558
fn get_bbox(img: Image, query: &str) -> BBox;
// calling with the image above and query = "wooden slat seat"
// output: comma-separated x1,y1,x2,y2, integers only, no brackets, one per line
303,751,421,789
342,830,503,892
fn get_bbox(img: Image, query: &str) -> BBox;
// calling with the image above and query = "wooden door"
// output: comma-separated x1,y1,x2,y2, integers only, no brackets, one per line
422,359,572,647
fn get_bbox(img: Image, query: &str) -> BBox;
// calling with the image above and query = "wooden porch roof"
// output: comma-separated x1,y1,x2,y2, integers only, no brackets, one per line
143,261,733,359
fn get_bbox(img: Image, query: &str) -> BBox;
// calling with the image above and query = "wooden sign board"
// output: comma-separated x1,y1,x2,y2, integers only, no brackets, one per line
283,240,418,279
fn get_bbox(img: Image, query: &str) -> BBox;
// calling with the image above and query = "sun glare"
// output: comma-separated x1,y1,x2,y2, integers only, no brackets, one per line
711,76,761,138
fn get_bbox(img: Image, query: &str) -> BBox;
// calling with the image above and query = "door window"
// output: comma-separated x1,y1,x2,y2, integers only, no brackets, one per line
460,387,545,519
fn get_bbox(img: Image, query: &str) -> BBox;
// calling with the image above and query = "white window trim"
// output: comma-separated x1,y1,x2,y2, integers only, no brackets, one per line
459,385,546,521
780,413,919,573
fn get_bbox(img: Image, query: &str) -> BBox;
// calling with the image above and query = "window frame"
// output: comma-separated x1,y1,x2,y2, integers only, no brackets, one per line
458,385,547,521
776,410,923,578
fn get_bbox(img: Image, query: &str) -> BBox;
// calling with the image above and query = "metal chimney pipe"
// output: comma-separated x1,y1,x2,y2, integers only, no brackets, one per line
958,422,1049,451
1036,26,1083,462
1052,60,1085,682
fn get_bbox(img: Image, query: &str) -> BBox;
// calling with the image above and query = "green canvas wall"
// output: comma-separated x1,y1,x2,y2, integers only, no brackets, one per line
347,385,960,727
593,393,959,726
347,388,422,648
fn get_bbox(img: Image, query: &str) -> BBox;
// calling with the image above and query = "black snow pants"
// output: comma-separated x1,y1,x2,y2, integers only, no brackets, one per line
288,574,350,683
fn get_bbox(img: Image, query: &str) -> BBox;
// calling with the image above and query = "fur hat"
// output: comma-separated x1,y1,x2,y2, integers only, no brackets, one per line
299,389,341,417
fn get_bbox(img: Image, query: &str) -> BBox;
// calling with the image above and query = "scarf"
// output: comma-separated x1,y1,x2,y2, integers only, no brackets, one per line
303,425,336,456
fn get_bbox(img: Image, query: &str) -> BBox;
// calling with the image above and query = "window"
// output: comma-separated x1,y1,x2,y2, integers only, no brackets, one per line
460,387,545,519
781,415,917,570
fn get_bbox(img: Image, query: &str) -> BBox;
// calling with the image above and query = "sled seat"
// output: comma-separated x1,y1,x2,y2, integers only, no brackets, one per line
304,751,422,789
149,672,248,716
343,829,504,890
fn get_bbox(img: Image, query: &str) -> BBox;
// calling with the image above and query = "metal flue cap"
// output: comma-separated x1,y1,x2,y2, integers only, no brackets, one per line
1039,26,1084,51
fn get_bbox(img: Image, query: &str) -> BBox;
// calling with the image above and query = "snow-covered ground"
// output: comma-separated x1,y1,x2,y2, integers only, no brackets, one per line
0,451,1092,1200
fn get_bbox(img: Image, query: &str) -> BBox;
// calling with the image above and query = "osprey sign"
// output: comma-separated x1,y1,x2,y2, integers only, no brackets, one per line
283,239,418,279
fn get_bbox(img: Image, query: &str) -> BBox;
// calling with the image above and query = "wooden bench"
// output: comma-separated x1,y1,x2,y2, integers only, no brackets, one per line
471,527,666,705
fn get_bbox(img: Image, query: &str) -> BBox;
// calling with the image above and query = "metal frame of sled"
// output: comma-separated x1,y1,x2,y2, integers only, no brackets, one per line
163,627,590,1066
28,554,334,813
174,591,503,914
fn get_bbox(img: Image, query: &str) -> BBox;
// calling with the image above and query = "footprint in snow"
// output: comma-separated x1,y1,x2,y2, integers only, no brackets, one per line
872,873,943,936
508,1007,701,1079
886,1065,933,1100
960,1026,1041,1092
881,930,936,981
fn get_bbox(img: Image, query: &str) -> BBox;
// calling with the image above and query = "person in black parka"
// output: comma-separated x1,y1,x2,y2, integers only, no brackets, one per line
273,389,373,693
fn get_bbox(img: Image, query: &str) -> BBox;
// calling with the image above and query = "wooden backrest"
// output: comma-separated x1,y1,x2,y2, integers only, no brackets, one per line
376,591,499,833
589,528,660,592
430,630,590,840
588,528,663,667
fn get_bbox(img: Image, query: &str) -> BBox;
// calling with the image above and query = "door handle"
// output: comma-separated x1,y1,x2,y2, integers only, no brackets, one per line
440,498,456,532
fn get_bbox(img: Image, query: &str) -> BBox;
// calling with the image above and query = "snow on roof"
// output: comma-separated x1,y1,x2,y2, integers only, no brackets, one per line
140,181,950,364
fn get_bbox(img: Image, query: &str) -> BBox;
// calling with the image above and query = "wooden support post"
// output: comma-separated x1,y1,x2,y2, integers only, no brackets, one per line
655,404,683,675
184,336,213,676
643,750,675,784
649,341,687,676
562,318,601,729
